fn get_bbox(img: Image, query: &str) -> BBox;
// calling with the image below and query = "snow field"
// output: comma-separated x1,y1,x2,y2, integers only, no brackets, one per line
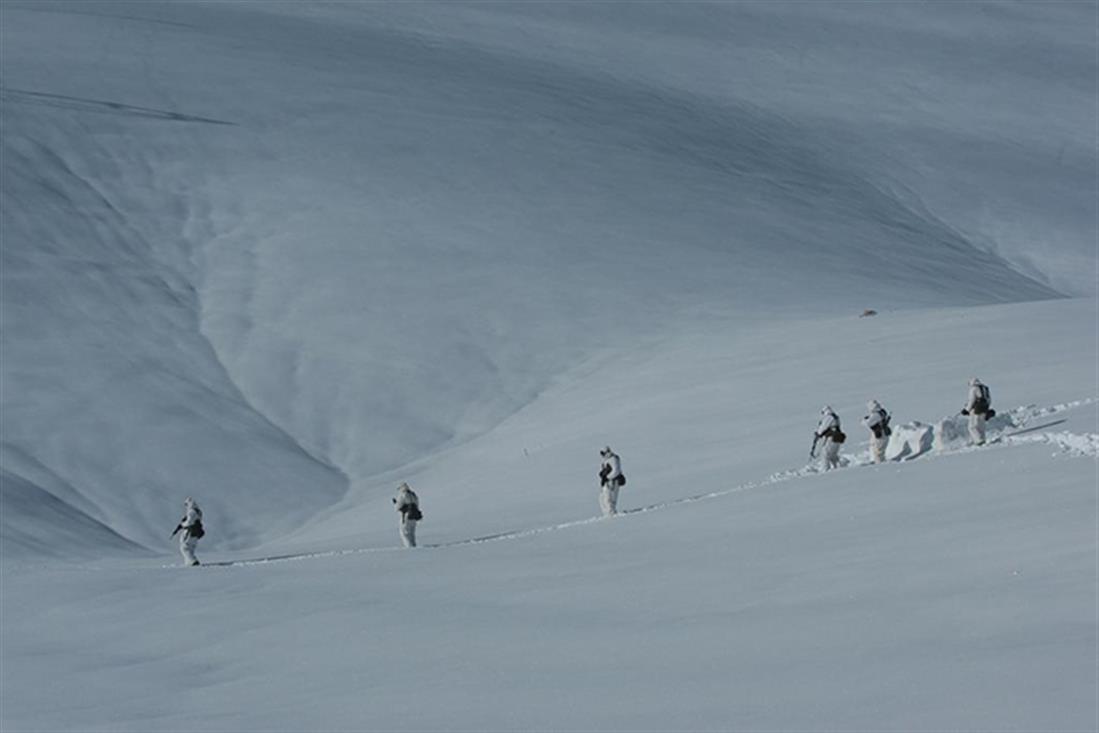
4,298,1094,730
3,427,1094,731
0,1,1096,730
3,0,1095,560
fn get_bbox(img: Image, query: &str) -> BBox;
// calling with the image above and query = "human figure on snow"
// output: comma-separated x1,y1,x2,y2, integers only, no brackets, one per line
961,377,994,446
171,497,204,567
862,399,892,464
598,446,625,517
810,406,844,471
392,482,422,548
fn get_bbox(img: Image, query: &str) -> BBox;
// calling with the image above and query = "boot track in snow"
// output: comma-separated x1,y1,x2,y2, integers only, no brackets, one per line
179,398,1097,570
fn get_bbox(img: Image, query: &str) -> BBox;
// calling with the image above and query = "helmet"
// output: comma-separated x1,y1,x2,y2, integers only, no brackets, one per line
969,377,980,386
600,446,612,457
821,405,833,415
183,496,195,508
867,399,881,411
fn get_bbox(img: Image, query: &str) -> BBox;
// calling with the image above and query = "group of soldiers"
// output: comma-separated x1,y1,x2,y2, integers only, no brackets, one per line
169,483,424,566
810,377,994,471
170,379,993,566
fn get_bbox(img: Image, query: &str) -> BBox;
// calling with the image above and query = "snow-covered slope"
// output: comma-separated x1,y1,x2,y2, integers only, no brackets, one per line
1,1,1095,729
3,1,1090,557
2,299,1096,729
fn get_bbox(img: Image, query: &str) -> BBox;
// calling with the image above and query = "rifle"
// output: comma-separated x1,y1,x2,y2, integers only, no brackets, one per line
809,433,820,459
170,523,182,538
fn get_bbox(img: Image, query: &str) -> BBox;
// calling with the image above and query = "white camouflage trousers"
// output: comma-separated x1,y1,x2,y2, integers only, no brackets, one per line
400,517,417,548
821,439,841,471
179,533,199,566
599,481,619,517
870,435,888,463
968,412,987,445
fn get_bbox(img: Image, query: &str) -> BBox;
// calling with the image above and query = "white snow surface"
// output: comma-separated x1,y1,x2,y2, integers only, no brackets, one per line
1,2,1096,730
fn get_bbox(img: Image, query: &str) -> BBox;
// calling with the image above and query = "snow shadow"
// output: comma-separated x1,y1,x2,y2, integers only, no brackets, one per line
0,88,236,126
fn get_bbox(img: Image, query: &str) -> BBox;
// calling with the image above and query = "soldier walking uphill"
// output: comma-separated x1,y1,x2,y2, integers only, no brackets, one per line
171,497,204,567
810,406,845,471
392,482,422,548
862,399,892,463
598,446,625,517
961,377,994,446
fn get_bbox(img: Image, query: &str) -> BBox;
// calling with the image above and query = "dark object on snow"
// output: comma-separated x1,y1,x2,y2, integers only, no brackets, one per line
970,383,992,416
599,464,625,487
860,309,878,317
172,520,204,539
869,414,892,439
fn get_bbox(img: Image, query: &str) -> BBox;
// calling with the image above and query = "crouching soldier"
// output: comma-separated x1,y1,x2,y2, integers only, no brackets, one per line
392,482,422,548
810,406,845,471
961,377,994,446
171,497,204,567
598,446,625,516
862,399,892,463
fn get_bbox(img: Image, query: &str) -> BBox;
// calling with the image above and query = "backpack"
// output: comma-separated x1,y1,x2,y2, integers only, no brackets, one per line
872,411,892,439
973,384,991,415
616,473,626,487
833,429,846,444
406,505,423,521
188,521,205,539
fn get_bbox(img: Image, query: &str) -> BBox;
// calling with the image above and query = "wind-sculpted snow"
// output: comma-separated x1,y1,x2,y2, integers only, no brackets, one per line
1,3,1095,729
0,467,148,561
0,1,1094,549
0,81,347,557
3,1,1092,560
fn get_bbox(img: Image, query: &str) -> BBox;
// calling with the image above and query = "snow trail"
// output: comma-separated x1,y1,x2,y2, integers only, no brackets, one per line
194,398,1096,569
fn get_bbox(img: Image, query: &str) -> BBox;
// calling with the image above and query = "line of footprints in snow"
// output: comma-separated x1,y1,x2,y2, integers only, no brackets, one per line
189,398,1097,569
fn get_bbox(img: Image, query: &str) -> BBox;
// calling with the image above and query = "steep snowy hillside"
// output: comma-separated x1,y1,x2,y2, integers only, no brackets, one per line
2,298,1095,730
2,1,1091,559
274,297,1097,555
1,3,1096,729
